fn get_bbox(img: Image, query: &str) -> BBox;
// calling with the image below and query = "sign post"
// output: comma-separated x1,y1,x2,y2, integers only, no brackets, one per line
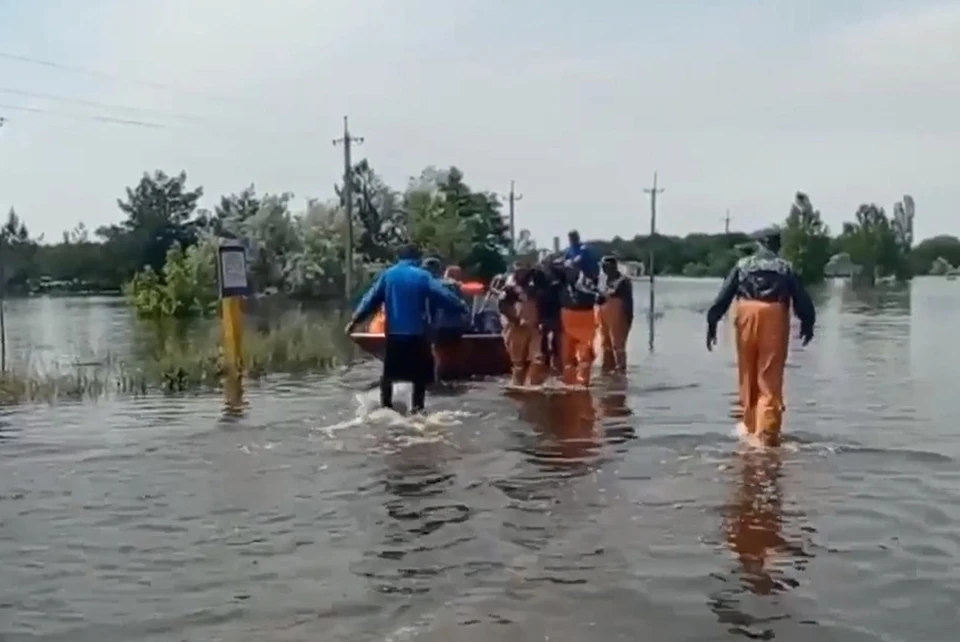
217,240,250,393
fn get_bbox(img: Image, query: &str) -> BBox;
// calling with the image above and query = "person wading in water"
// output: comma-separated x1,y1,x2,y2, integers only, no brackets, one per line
597,255,634,374
705,228,816,447
346,245,468,413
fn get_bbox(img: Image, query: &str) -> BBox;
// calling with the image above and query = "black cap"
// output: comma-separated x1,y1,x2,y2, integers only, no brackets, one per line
750,227,782,251
397,243,421,261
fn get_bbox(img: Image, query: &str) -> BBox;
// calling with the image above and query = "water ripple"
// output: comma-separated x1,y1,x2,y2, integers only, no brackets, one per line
3,280,960,640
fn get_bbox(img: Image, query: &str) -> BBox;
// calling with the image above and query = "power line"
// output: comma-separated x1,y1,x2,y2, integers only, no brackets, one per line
0,103,166,128
0,50,264,108
0,86,207,124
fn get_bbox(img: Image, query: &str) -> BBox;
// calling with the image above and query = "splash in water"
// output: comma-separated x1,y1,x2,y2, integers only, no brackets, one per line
315,382,474,439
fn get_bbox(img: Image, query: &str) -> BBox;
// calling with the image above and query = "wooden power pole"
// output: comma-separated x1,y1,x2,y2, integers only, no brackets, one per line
502,180,523,256
332,116,363,303
643,172,664,351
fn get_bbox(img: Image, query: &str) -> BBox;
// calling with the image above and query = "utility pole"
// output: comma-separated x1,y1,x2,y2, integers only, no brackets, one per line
0,116,7,371
501,180,522,257
722,209,731,234
643,172,664,351
332,116,363,303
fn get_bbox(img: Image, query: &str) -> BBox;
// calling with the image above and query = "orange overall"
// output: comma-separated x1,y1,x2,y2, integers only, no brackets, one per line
559,286,599,387
734,299,790,446
368,306,386,333
597,276,631,373
500,285,546,386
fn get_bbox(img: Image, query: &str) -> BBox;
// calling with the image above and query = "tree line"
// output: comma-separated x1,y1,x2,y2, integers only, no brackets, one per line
1,175,957,316
2,161,531,315
591,192,960,285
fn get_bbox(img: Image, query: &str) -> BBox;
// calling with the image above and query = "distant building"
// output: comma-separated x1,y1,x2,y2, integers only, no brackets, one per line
622,260,645,279
824,252,862,278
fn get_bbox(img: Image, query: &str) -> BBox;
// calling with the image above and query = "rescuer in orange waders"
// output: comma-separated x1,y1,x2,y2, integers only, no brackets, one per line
499,261,548,387
559,264,604,387
706,229,815,447
597,255,634,374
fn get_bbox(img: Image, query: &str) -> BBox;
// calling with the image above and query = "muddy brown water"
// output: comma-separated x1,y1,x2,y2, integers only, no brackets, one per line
1,279,959,641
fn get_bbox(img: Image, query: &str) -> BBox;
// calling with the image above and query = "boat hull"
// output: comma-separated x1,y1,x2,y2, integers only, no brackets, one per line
349,332,510,380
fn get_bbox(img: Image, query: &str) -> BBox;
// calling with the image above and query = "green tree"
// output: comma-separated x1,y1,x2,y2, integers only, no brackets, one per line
403,185,470,262
910,235,960,275
336,160,406,263
124,239,218,318
781,192,831,285
0,208,33,293
286,199,366,299
435,167,510,279
212,184,261,236
100,170,204,281
835,204,902,285
222,192,298,291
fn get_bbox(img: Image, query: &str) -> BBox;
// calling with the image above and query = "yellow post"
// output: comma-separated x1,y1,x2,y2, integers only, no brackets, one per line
217,240,250,413
222,296,244,379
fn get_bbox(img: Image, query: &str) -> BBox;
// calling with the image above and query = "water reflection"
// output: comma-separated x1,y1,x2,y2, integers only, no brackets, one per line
221,375,247,419
840,283,912,317
356,422,466,598
597,376,636,446
709,448,814,638
516,390,603,471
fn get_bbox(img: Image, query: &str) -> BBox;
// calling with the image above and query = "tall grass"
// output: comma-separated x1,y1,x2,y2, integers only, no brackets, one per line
0,311,347,405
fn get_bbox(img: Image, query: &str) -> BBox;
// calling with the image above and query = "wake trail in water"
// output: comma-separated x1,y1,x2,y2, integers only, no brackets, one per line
314,382,475,439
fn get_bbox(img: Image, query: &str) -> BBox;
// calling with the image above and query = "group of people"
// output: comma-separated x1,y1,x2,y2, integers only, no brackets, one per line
345,227,818,448
497,230,634,388
344,230,635,413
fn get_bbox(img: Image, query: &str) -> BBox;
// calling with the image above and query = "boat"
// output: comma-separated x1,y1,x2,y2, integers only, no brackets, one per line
350,331,510,379
348,278,512,380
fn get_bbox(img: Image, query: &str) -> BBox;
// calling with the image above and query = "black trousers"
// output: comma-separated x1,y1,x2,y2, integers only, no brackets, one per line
540,318,561,370
381,334,435,412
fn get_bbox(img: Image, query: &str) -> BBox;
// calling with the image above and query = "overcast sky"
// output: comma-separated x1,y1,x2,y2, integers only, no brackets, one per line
0,0,957,244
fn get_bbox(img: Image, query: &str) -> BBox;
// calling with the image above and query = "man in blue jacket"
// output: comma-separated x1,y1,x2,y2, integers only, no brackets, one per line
563,229,600,281
346,245,469,413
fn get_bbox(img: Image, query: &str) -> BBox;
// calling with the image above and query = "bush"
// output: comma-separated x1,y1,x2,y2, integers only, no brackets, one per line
124,240,218,318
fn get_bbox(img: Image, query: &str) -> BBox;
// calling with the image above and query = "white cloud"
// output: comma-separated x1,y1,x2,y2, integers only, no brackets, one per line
1,0,958,244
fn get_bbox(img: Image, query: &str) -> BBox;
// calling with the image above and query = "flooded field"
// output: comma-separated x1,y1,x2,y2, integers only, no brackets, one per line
2,278,959,641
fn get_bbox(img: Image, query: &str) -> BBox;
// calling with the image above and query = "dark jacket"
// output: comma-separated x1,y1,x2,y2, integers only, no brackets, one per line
354,259,468,336
430,279,469,331
605,271,634,326
706,248,816,332
499,270,546,324
559,278,603,311
538,271,563,323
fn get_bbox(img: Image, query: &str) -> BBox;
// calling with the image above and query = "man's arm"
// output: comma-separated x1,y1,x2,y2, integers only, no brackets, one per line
497,288,520,324
615,277,634,327
351,273,386,326
427,275,469,315
788,271,816,335
706,266,740,328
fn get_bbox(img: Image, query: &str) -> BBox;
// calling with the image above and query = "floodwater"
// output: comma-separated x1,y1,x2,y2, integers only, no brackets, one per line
2,279,959,641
